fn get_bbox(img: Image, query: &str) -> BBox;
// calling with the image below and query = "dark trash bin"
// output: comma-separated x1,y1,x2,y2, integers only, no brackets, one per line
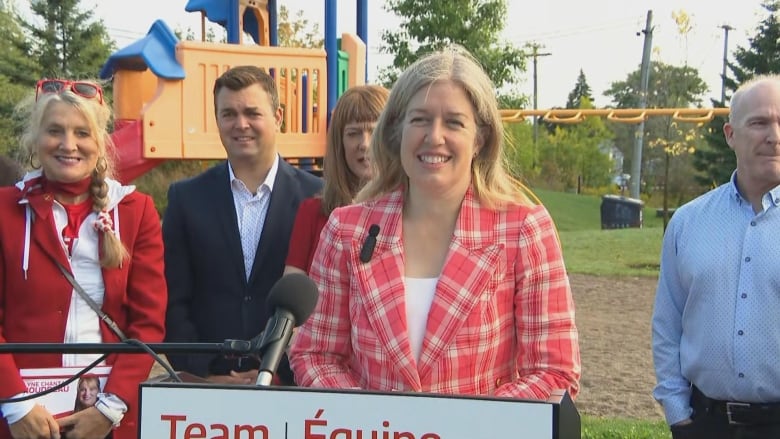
601,195,644,229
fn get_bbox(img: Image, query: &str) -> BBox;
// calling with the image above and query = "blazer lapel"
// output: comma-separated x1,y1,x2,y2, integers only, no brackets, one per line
26,194,70,270
211,163,246,283
352,192,421,388
248,160,297,285
416,190,503,380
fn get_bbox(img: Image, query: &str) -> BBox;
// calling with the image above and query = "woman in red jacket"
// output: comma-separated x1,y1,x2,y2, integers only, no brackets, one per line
290,48,580,400
0,79,167,439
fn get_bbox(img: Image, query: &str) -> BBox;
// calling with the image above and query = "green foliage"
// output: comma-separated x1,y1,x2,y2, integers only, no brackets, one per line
694,1,780,185
503,121,536,181
22,0,115,79
0,1,39,88
379,0,525,88
582,416,670,439
536,98,614,192
132,161,218,216
728,0,780,88
566,69,594,109
0,75,29,156
693,107,734,187
277,5,323,48
605,62,707,110
604,62,708,198
0,1,38,156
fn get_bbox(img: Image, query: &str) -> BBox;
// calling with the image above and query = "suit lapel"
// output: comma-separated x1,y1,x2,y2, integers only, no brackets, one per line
26,193,70,270
416,190,503,380
248,160,298,285
353,192,422,388
211,163,247,283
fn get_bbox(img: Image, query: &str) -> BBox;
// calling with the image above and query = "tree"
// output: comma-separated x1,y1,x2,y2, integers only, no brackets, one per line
0,0,38,156
604,61,707,197
0,0,39,88
21,0,115,79
277,5,323,48
536,97,614,192
693,0,780,186
378,0,525,88
566,69,594,109
649,123,701,228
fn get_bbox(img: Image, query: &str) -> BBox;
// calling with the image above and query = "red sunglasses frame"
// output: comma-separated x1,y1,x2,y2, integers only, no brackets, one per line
35,79,104,104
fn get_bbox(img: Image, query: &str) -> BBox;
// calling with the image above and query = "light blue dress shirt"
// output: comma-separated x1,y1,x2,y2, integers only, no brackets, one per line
652,173,780,426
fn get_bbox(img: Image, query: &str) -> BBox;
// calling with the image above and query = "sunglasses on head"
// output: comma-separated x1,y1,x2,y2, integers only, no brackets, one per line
35,79,104,104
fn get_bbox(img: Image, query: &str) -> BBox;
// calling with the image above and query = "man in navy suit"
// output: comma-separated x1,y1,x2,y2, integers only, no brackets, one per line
163,65,322,384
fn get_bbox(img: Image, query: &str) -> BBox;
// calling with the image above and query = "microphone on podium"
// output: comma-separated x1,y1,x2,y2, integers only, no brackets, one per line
255,273,319,386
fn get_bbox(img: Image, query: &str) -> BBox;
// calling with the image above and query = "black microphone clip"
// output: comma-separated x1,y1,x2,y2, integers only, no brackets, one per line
359,224,380,263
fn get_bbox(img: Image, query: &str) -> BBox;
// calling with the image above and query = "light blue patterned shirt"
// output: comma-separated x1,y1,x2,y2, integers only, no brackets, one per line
652,172,780,426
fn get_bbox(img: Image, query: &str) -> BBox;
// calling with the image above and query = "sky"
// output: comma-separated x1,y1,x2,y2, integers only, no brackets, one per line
67,0,772,109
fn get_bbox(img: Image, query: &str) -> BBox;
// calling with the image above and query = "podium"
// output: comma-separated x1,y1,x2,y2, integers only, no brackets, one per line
139,373,580,438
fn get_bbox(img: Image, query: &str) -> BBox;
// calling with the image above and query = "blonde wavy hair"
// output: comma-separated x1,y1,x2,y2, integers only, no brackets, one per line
19,87,128,268
357,46,533,209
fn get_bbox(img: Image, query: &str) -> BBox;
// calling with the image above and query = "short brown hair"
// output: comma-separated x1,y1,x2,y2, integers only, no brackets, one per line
213,65,280,113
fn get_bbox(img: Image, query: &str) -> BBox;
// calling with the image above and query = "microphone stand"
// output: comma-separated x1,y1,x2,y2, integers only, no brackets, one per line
0,341,259,355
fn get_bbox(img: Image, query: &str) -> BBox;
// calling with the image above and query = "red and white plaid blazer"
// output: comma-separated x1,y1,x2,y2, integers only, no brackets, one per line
289,187,580,400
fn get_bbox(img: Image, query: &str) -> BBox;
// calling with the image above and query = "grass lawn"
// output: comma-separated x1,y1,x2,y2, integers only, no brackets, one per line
533,189,672,438
533,189,665,277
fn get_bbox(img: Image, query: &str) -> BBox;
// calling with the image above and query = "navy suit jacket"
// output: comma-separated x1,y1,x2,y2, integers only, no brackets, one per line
163,159,322,379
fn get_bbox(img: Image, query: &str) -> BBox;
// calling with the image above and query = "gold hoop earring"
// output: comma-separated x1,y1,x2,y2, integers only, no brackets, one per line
29,153,41,170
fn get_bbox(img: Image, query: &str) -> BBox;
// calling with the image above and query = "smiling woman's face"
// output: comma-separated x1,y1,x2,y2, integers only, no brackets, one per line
36,101,99,183
78,379,99,407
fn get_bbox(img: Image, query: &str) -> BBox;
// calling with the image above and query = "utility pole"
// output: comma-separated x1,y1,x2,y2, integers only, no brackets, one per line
630,10,653,200
524,43,551,162
720,24,734,104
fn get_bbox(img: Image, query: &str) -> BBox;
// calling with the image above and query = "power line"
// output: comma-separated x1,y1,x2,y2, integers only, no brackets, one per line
507,16,640,44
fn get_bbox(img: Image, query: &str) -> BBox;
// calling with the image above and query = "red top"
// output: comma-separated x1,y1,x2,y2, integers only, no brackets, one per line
286,196,329,273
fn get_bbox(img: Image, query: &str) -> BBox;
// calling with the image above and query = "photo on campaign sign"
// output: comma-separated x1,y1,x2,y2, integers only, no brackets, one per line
20,367,111,418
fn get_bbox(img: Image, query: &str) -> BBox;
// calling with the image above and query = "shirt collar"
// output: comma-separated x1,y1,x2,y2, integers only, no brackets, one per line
228,154,280,194
729,170,780,207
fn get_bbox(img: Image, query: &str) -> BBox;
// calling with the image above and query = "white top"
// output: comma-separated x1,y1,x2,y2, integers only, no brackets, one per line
404,277,438,364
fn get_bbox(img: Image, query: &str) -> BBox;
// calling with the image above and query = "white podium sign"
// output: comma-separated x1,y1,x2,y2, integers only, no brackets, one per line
140,383,561,439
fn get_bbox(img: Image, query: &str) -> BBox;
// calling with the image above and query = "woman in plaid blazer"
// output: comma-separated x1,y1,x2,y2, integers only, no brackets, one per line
289,46,580,400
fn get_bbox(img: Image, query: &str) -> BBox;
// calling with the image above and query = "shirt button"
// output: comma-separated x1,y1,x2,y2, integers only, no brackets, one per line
741,293,747,298
750,221,756,226
739,373,745,378
495,378,503,386
244,296,252,302
738,330,744,335
745,257,751,262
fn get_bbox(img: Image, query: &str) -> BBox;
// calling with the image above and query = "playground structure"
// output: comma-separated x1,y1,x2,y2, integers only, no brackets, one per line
100,0,369,182
99,0,731,183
